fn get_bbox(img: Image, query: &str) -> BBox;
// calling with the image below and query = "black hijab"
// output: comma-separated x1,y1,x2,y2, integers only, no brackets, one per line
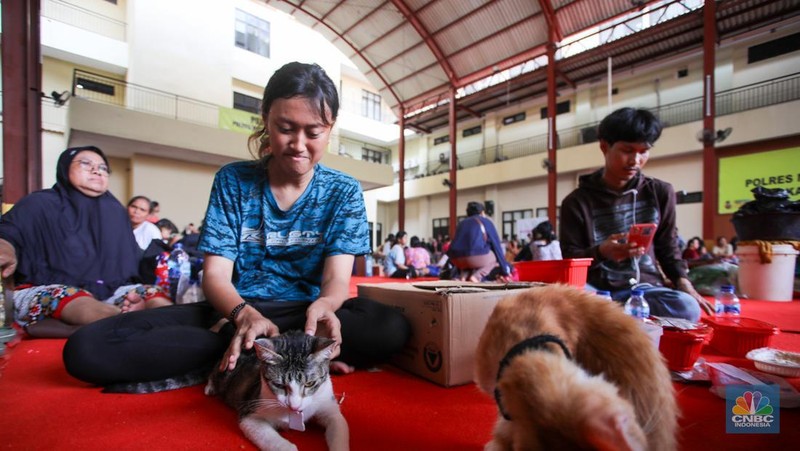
0,146,140,299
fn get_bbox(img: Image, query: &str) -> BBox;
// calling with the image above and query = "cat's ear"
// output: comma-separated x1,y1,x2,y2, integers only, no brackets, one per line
311,337,337,363
254,338,283,365
583,412,646,451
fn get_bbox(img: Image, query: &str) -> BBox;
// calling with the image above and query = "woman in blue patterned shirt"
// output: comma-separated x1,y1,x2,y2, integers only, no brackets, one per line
64,62,411,386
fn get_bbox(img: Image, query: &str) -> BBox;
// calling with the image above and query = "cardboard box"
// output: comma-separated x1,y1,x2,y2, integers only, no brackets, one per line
357,281,539,387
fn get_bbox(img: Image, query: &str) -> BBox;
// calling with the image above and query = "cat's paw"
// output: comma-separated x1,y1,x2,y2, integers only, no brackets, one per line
203,380,215,396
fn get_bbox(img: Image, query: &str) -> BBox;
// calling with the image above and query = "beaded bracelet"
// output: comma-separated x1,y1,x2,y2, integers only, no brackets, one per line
229,301,247,323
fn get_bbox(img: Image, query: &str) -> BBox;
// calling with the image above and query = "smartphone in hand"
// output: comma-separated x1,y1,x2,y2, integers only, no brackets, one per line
627,223,657,252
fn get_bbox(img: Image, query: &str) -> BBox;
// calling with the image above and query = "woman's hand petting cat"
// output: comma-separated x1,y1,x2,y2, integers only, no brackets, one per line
304,298,343,359
221,305,280,371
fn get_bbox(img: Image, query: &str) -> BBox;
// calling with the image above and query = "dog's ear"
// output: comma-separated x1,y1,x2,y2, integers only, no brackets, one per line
583,412,646,451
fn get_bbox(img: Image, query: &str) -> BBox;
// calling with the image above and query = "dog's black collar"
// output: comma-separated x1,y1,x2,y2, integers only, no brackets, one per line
493,334,572,421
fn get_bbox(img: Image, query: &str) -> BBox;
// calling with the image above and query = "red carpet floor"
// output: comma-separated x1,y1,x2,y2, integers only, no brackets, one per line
1,276,798,450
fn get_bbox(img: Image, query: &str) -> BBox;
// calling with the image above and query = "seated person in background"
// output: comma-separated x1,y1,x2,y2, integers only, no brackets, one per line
559,107,713,321
447,201,511,282
156,218,181,247
384,231,415,278
128,195,162,251
373,233,395,264
176,224,203,259
712,235,736,262
183,222,199,235
529,220,562,261
146,201,160,223
0,146,172,337
405,235,431,276
682,236,715,267
504,237,520,263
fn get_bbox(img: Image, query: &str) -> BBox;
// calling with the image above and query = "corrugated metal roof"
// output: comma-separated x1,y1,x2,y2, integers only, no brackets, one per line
265,0,800,133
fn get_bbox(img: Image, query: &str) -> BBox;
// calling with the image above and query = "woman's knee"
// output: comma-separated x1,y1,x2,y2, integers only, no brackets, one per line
62,323,106,384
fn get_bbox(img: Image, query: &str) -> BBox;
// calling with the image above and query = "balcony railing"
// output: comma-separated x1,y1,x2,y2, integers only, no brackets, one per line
66,68,798,182
73,70,222,127
42,0,126,41
401,72,800,182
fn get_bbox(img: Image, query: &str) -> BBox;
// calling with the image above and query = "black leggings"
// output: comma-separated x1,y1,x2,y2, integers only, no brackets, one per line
62,298,411,386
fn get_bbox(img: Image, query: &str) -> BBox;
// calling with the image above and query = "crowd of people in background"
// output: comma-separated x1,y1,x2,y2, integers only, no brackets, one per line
681,235,738,267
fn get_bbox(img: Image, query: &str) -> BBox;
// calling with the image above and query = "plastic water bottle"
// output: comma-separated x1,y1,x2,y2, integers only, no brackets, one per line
179,280,203,304
365,254,374,277
715,285,741,316
624,289,650,319
0,277,6,327
168,243,191,302
595,290,612,301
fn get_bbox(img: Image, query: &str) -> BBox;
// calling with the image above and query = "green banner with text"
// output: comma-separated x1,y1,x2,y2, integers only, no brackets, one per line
718,147,800,214
218,107,262,135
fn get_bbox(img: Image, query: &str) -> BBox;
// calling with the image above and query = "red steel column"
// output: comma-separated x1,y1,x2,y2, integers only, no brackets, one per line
448,88,458,238
702,0,717,239
398,106,406,231
2,0,43,202
546,35,558,225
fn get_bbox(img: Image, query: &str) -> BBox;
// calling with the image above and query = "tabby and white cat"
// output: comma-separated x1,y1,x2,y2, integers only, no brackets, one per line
205,330,349,451
475,284,678,451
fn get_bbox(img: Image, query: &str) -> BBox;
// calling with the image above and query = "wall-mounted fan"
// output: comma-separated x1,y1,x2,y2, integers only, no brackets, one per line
696,127,733,145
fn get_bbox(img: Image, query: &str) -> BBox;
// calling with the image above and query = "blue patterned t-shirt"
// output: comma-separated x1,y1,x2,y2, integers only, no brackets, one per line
198,160,370,302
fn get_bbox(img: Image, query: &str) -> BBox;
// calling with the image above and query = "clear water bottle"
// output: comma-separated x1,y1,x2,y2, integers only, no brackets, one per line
179,280,202,304
595,290,612,301
715,285,741,316
0,277,6,327
167,243,191,302
624,289,650,319
365,254,374,277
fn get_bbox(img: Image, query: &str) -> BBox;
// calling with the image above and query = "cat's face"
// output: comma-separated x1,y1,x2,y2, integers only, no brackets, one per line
254,332,336,412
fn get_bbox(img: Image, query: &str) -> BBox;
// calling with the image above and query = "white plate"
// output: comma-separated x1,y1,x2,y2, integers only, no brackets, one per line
746,347,800,378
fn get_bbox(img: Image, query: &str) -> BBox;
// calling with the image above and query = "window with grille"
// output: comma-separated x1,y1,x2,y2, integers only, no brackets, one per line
375,223,383,252
76,78,115,96
432,218,449,241
502,209,533,242
362,148,385,164
235,10,270,58
233,92,261,114
540,101,571,119
503,112,525,125
361,90,381,121
434,135,450,145
463,125,481,137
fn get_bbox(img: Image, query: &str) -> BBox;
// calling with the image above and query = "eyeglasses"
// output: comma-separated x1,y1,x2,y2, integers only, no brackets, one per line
73,159,110,176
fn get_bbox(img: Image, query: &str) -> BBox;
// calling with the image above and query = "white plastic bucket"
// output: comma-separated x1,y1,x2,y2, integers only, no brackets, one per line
736,244,798,302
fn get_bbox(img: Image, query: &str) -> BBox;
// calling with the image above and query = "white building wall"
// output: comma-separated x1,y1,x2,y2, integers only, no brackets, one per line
126,0,232,106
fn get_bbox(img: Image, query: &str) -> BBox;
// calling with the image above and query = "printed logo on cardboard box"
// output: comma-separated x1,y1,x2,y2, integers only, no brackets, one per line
424,342,442,372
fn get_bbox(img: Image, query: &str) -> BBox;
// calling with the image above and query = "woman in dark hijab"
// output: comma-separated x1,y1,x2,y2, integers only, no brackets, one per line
0,146,171,337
